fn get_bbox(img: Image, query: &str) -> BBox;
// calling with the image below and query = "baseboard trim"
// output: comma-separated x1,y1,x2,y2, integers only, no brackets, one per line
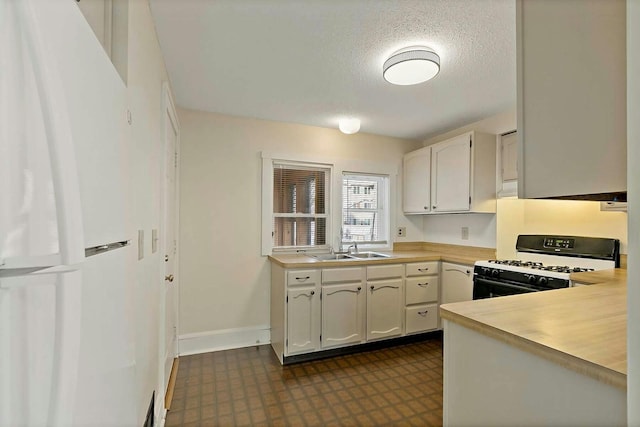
178,325,271,356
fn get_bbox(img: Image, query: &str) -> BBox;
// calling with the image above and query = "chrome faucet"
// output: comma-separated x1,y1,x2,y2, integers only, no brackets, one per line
347,242,359,255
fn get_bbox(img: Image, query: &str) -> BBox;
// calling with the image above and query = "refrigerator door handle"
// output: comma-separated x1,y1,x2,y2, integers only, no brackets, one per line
84,240,130,258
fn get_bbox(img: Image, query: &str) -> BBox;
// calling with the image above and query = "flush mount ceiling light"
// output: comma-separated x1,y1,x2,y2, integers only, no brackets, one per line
338,117,361,134
383,46,440,86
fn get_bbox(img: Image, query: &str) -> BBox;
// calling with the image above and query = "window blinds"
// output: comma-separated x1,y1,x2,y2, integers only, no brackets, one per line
272,163,328,248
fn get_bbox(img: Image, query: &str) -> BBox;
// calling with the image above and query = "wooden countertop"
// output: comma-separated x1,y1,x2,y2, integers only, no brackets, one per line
441,269,627,388
268,244,495,269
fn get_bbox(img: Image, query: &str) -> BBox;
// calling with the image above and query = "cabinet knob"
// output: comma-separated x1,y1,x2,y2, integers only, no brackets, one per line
432,205,436,209
424,206,428,210
357,286,362,291
370,285,375,290
310,290,315,296
165,274,174,282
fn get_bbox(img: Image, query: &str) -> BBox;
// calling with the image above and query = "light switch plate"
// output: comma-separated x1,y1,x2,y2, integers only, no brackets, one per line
152,229,158,253
138,230,144,260
461,227,469,240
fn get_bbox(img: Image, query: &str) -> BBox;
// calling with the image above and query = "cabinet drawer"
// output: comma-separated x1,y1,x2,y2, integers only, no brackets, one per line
322,267,364,284
405,304,438,334
406,261,439,277
367,264,403,280
287,270,320,286
406,276,439,305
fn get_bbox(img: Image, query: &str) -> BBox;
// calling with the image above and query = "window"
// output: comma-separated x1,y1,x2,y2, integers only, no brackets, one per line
341,173,389,247
271,162,329,250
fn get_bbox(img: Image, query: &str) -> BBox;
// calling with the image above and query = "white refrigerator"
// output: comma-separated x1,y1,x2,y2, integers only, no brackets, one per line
1,1,136,425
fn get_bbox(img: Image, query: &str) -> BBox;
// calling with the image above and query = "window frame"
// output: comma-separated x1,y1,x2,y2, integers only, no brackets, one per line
262,154,333,255
340,172,390,250
262,152,397,256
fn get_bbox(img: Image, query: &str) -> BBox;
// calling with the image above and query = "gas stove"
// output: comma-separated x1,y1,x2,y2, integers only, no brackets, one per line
473,235,620,299
485,259,594,273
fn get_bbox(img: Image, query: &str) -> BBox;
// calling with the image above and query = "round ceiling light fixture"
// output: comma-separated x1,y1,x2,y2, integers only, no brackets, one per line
383,46,440,86
338,117,361,134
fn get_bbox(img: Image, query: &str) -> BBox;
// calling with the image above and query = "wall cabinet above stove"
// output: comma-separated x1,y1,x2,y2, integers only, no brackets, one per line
516,0,626,201
403,131,497,214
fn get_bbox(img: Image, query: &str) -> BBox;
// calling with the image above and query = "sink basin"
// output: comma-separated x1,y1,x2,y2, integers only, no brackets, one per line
347,252,391,259
310,252,391,261
310,253,353,261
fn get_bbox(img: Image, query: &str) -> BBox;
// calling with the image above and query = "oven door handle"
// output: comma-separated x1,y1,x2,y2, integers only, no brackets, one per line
474,277,540,293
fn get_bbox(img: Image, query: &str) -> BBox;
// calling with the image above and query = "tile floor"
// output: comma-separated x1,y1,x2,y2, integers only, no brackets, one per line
166,335,443,426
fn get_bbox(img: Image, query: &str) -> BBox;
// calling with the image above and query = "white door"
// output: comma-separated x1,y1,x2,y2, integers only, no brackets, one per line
161,85,179,406
431,133,472,212
321,283,365,349
403,147,431,213
441,262,473,304
286,286,320,355
367,279,403,340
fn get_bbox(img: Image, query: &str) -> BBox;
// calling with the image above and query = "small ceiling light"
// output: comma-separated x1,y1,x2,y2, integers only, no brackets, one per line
383,46,440,86
339,117,361,134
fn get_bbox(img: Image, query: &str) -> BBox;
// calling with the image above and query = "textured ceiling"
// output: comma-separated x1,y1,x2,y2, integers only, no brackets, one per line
149,0,516,140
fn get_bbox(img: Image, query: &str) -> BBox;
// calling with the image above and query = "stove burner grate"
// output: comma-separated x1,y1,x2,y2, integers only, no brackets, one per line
487,260,594,274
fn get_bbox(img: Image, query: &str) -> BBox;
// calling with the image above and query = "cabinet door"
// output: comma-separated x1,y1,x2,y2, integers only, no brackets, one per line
367,279,403,340
431,134,471,212
517,0,625,199
403,147,431,213
286,286,320,355
321,283,365,349
441,263,473,305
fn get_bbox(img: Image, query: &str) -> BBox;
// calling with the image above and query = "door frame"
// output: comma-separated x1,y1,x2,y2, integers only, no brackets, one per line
158,81,180,417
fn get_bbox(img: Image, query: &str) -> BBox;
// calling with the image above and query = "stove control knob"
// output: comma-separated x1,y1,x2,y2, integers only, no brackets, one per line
527,275,537,284
482,267,491,275
538,277,549,286
491,269,500,278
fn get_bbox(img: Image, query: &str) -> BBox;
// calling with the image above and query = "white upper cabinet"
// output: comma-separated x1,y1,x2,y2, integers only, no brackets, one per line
517,0,626,200
412,131,497,214
403,147,431,214
431,133,472,212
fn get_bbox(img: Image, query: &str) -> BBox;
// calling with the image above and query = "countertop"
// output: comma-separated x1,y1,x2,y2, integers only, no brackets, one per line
440,269,627,388
268,243,495,269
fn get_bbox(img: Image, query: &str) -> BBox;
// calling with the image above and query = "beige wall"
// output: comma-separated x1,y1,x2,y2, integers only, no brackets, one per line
127,1,173,423
496,199,627,258
178,108,422,341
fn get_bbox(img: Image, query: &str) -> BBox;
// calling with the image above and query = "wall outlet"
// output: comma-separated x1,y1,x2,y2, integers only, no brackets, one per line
397,227,406,238
461,227,469,240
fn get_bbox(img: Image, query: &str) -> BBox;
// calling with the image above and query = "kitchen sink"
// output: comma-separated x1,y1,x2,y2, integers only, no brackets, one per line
310,252,391,261
346,252,391,259
310,253,353,261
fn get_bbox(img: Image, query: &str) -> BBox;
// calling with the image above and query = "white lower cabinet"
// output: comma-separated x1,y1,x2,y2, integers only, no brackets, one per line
404,261,440,334
366,264,404,340
441,262,474,305
271,261,443,363
287,285,320,355
367,278,403,340
321,267,365,349
405,304,439,334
